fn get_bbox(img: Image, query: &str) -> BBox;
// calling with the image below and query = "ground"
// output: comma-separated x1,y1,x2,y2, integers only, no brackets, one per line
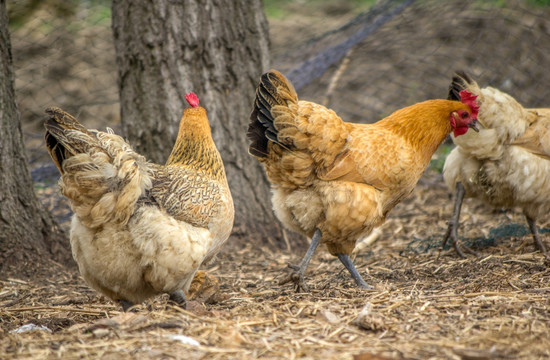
2,0,550,359
2,172,550,359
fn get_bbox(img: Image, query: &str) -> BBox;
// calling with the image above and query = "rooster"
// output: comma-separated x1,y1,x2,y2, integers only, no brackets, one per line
247,70,479,291
442,71,550,259
44,93,234,310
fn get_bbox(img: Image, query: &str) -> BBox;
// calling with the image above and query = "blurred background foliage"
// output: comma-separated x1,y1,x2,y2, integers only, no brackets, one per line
6,0,550,176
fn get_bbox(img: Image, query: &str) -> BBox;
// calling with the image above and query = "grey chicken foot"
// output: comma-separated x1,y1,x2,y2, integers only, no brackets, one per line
169,290,187,309
336,253,373,289
119,300,134,312
526,216,550,261
280,228,322,292
441,182,480,258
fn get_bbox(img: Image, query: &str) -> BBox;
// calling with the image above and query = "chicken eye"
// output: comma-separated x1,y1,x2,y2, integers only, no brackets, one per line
461,111,469,119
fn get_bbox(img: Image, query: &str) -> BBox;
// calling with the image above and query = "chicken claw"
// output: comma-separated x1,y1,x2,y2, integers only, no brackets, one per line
280,263,310,292
119,300,134,312
169,290,187,309
441,182,480,258
280,229,322,292
526,216,550,261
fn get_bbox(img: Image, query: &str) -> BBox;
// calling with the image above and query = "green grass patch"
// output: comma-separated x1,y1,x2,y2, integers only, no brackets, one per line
263,0,375,19
474,0,550,8
528,0,550,6
429,143,454,174
9,0,111,32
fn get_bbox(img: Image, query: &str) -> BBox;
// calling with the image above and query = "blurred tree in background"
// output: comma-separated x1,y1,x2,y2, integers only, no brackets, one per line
0,0,69,276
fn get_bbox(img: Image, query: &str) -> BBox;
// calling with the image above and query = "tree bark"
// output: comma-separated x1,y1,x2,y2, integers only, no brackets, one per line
0,0,70,276
111,0,288,245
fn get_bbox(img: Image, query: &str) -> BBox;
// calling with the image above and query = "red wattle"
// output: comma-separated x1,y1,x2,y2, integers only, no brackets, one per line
453,127,468,137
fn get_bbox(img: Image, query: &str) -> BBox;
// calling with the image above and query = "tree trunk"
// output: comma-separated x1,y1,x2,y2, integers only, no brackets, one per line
0,0,70,276
111,0,288,245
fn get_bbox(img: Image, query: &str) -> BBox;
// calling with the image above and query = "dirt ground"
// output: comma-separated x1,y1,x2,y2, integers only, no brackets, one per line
3,1,550,359
2,173,550,359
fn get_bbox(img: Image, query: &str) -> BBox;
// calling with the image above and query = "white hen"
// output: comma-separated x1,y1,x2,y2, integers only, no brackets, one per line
443,72,550,259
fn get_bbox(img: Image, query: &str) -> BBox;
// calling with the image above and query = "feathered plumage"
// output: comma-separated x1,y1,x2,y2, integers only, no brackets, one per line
443,71,550,258
247,70,479,291
44,95,233,309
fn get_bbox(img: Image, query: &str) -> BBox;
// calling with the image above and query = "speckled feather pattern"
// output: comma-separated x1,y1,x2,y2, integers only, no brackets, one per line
248,70,474,255
44,106,233,305
444,75,550,221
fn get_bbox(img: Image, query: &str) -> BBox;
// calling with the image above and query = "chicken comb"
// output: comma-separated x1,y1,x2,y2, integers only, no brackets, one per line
185,92,200,108
459,90,479,117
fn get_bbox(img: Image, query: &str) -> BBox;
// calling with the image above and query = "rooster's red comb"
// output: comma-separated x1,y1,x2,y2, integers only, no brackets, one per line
185,92,199,108
459,90,479,117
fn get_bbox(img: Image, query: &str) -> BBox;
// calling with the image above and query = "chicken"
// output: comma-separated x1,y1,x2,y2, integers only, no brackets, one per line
247,70,479,291
442,71,550,259
44,93,234,310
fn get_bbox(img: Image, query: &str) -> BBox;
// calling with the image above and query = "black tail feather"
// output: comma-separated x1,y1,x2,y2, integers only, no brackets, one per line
44,126,66,173
247,70,295,158
43,107,92,174
247,117,270,158
448,71,474,101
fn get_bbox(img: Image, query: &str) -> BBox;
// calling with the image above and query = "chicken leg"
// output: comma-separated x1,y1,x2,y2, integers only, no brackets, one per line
281,228,372,291
442,182,479,258
280,228,322,292
526,216,550,261
336,253,372,289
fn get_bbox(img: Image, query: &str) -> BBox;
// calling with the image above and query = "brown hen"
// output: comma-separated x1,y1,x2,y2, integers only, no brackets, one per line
44,93,234,309
248,70,478,291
